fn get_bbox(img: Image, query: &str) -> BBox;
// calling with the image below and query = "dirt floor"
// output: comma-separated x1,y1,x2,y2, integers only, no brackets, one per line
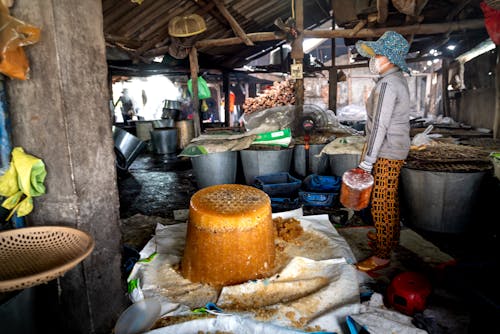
118,151,500,333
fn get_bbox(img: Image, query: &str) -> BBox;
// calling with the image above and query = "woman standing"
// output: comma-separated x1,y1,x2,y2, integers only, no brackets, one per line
354,31,411,272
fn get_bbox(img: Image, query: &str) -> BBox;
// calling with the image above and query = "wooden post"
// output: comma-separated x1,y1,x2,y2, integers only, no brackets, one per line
189,47,201,137
291,0,304,108
494,46,500,139
328,1,337,112
8,1,127,333
442,58,449,117
223,71,230,127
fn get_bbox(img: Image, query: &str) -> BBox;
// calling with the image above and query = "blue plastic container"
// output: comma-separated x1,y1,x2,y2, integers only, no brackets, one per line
299,191,337,207
254,172,301,197
302,174,341,193
270,197,301,212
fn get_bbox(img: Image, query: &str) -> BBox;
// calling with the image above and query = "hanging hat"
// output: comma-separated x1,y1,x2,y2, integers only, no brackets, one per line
355,31,410,73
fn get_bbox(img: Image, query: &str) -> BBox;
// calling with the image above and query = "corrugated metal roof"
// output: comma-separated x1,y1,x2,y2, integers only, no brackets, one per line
103,0,488,71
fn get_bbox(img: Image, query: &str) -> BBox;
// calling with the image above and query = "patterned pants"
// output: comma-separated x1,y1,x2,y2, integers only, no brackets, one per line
371,158,405,259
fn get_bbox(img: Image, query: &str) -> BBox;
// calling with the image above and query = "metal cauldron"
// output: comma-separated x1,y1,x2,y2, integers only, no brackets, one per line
400,168,486,233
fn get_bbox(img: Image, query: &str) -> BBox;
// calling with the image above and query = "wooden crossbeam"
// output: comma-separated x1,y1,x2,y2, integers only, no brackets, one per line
212,0,254,46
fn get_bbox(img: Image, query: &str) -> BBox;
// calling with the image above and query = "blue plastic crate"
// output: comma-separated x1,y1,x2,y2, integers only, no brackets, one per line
299,191,337,207
270,197,301,212
254,172,301,197
302,174,341,193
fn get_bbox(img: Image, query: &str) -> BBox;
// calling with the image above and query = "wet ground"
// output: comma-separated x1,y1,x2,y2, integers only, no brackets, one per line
117,151,500,333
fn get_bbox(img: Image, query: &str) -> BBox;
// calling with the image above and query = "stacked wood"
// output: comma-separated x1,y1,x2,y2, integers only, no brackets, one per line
243,80,296,114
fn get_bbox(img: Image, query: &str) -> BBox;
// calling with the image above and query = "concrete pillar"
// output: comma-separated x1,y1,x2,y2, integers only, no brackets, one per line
7,1,127,333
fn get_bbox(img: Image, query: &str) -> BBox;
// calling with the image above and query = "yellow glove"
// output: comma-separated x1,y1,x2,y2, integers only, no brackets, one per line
0,147,46,220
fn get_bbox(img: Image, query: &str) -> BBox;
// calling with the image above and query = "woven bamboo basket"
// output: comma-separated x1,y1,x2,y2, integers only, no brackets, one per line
0,226,94,292
168,14,206,37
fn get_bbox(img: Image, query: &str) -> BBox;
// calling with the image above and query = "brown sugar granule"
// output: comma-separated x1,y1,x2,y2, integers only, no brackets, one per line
273,217,303,242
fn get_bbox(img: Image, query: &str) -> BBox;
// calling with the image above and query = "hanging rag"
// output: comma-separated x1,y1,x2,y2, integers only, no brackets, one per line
0,147,46,220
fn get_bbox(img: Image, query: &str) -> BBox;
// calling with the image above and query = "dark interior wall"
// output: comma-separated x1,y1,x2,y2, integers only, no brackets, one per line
449,49,497,129
6,1,127,333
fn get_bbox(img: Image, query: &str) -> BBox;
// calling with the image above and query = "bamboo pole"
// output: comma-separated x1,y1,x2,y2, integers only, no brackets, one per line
189,47,201,137
195,32,279,48
303,19,484,38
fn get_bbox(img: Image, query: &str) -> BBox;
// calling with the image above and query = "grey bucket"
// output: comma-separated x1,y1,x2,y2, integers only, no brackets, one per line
113,127,146,170
400,168,485,233
191,151,237,188
293,144,327,177
150,128,177,154
240,149,293,185
328,154,361,177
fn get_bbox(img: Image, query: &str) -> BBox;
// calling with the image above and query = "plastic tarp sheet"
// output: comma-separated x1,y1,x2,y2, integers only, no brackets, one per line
127,209,361,333
320,136,366,156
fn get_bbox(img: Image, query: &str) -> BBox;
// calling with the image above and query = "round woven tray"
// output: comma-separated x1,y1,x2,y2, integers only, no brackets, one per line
0,226,94,292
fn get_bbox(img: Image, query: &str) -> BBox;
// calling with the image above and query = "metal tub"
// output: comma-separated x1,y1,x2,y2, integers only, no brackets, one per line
328,153,360,177
191,151,237,188
240,148,293,185
150,128,177,154
293,144,327,177
400,168,485,233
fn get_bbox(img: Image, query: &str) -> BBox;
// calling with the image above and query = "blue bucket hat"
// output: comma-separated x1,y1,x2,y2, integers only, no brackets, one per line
355,31,410,73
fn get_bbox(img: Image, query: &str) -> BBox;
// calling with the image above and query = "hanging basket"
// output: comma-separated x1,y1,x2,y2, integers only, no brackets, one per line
168,14,207,38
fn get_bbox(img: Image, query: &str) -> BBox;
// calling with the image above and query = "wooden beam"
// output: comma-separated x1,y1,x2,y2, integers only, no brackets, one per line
191,0,229,28
223,71,230,127
442,58,449,117
195,32,279,48
329,0,337,112
194,19,484,50
377,0,389,23
212,0,254,46
349,19,367,37
189,47,202,137
291,0,304,108
303,19,485,38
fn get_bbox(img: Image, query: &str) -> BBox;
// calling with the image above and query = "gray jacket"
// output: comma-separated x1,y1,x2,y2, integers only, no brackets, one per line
364,68,410,164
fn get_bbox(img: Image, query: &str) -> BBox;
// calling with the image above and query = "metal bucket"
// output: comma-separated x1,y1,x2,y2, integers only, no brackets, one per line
175,120,194,149
135,120,154,141
191,151,237,188
113,127,146,170
150,128,178,154
293,144,327,177
240,148,293,185
153,119,174,129
328,154,361,177
400,168,485,233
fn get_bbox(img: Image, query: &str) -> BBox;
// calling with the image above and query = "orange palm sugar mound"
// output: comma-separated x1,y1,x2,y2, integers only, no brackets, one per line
181,184,275,286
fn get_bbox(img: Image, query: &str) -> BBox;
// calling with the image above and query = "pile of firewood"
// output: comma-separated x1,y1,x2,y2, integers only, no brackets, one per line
243,80,295,114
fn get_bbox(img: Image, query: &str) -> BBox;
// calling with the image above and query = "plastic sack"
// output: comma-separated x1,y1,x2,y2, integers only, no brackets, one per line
187,76,211,99
0,4,41,80
411,125,434,146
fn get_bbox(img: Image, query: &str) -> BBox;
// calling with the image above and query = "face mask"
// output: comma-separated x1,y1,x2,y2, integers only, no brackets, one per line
369,57,381,75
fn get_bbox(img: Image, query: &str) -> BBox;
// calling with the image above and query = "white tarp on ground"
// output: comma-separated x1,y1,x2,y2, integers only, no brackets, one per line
127,209,362,333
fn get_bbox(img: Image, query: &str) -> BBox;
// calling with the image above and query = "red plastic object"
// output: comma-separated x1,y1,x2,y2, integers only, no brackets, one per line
387,272,432,316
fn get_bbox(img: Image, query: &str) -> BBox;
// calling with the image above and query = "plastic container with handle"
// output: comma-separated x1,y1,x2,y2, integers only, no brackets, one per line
340,168,374,211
